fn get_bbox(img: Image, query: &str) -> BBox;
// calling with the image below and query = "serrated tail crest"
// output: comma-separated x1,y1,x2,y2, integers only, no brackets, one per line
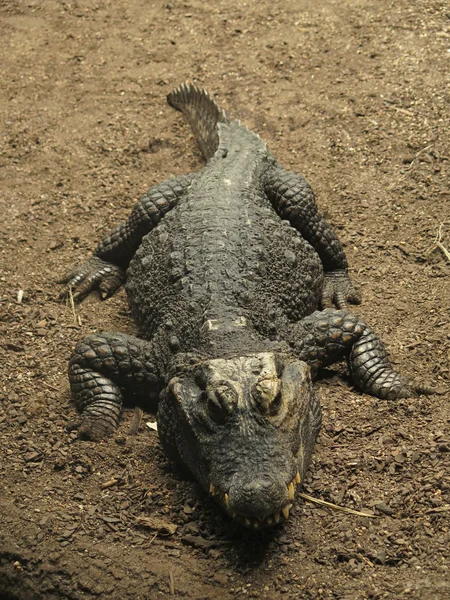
167,83,229,160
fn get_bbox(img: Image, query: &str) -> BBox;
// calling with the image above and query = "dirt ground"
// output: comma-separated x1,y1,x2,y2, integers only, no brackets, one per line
0,0,449,598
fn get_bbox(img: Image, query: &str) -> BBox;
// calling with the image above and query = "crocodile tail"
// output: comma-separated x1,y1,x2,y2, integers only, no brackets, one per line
167,83,229,160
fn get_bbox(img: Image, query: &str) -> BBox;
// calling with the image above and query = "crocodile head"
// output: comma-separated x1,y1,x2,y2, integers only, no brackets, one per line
158,352,322,528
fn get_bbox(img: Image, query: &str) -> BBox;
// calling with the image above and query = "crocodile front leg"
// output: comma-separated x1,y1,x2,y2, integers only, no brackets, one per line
69,332,162,440
264,165,360,309
289,309,418,399
59,173,196,301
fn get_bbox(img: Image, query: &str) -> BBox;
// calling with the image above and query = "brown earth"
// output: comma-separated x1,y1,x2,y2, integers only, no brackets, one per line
0,0,449,598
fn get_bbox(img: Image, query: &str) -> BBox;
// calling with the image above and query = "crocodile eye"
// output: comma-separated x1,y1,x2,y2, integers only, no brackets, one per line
252,378,281,415
203,384,236,425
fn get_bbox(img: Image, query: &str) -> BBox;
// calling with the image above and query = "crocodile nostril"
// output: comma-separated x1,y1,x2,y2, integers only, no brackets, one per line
206,394,228,425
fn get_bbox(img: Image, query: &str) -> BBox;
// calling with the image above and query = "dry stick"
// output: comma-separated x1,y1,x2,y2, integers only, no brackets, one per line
42,381,60,393
129,406,144,435
387,104,415,118
68,286,81,326
425,222,450,262
404,143,434,171
148,531,159,546
298,492,378,518
434,223,450,262
300,493,450,518
169,567,175,596
101,478,119,490
424,505,450,515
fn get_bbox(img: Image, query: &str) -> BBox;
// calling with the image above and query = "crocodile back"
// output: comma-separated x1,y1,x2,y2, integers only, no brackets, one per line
126,137,323,357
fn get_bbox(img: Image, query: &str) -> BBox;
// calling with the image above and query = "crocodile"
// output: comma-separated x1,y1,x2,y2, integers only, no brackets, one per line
59,84,420,528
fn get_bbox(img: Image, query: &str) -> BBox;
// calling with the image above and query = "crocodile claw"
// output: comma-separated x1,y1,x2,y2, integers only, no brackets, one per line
58,257,125,302
321,270,361,310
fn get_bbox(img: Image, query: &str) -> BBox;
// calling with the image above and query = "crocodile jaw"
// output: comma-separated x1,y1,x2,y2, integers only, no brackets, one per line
209,471,302,528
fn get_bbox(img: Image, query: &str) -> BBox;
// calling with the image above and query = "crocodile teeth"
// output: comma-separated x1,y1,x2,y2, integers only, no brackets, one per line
282,504,292,519
288,482,295,501
209,480,299,526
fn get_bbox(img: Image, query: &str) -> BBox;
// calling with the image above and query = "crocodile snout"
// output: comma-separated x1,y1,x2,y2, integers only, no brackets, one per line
209,471,301,528
229,476,288,518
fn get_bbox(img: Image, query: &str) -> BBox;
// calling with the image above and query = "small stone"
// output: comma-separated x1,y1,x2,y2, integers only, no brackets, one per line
181,534,215,550
49,240,63,250
53,457,66,470
60,529,75,539
182,522,199,535
374,502,395,515
213,573,228,585
24,451,41,462
393,452,406,464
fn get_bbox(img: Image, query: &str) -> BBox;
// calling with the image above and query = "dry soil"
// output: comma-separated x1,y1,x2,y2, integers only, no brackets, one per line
0,0,449,599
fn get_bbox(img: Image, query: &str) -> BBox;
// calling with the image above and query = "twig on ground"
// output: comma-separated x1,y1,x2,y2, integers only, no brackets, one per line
68,286,82,326
169,567,175,596
42,381,60,393
424,505,450,515
404,144,434,171
298,492,378,518
129,406,143,435
425,223,450,262
299,493,450,518
387,104,415,118
101,478,119,490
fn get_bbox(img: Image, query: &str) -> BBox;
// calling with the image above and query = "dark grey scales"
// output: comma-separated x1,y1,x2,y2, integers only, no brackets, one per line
60,84,421,528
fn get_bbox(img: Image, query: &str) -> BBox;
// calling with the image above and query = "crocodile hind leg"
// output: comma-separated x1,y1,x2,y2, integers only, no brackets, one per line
288,309,419,399
68,332,161,440
264,165,360,309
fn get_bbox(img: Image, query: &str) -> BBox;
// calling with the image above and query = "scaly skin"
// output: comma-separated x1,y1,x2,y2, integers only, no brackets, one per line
59,84,421,528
